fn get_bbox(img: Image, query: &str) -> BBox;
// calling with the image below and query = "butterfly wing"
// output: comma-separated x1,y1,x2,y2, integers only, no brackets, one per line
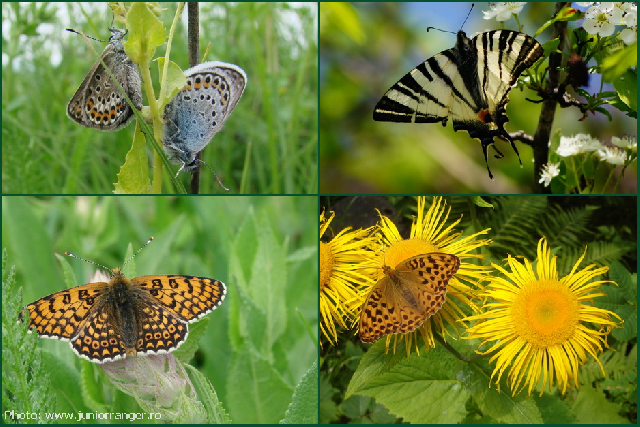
359,268,425,343
374,30,543,178
162,61,247,165
69,307,128,363
131,301,191,356
373,47,457,125
395,253,460,317
473,30,543,117
66,31,142,131
131,275,227,322
23,282,107,340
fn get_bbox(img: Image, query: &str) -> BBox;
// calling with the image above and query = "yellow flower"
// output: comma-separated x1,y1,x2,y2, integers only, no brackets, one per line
358,196,492,353
464,237,623,396
320,210,378,345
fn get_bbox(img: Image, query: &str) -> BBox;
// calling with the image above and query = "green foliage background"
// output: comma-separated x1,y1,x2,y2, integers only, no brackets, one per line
2,2,318,194
2,195,318,423
320,195,636,424
319,3,636,194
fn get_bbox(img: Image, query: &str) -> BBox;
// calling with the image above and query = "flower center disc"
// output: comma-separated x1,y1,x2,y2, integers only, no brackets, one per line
512,279,579,348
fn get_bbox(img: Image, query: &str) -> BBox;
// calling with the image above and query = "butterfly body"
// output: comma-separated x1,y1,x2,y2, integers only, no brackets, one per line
162,61,247,172
373,29,543,178
359,253,460,343
67,28,142,131
24,267,226,363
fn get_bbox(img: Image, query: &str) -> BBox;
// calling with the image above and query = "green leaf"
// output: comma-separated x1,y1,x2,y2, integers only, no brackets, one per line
602,44,638,83
280,360,318,424
114,124,152,194
157,58,187,110
534,393,576,423
124,2,165,63
81,362,109,413
226,345,294,423
472,196,493,208
345,340,408,399
352,346,470,423
185,364,232,424
319,373,338,423
572,387,630,423
612,68,637,111
173,317,210,363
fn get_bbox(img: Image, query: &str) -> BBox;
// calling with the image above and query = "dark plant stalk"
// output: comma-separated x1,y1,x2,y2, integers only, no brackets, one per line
532,2,569,193
188,2,201,194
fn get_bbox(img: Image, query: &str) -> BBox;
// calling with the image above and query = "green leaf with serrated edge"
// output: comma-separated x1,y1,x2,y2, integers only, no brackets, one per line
572,387,630,423
114,123,152,194
534,393,576,423
157,57,187,110
172,317,209,363
124,2,165,64
280,360,318,424
185,364,232,424
345,340,408,399
351,345,469,423
466,358,543,423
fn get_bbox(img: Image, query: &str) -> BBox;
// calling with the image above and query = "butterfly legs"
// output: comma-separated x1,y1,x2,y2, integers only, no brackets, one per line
480,134,523,179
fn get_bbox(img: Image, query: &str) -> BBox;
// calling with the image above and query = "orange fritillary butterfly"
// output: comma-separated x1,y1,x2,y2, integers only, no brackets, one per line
359,253,460,343
21,238,226,363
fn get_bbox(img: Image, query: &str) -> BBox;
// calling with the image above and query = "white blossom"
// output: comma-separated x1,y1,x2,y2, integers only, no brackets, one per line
557,134,604,156
483,2,527,21
596,146,628,165
620,26,637,44
538,163,560,186
611,135,637,150
583,3,624,36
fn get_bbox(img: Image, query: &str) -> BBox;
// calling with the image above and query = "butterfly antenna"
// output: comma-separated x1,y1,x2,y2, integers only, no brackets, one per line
425,26,456,35
65,28,107,43
64,252,112,273
121,236,155,269
460,3,475,30
198,159,230,192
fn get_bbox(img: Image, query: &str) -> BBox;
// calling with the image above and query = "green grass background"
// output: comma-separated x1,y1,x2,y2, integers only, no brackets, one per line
2,2,318,194
2,195,318,423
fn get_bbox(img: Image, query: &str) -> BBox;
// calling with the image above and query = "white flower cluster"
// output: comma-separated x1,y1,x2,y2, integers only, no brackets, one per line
556,133,636,164
482,2,527,21
579,2,637,44
557,133,604,156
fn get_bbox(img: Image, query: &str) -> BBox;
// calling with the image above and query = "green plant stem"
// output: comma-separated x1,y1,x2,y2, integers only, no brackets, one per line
433,331,494,363
152,2,185,192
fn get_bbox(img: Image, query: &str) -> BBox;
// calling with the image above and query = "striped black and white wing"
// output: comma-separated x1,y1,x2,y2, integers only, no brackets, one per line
374,29,543,178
